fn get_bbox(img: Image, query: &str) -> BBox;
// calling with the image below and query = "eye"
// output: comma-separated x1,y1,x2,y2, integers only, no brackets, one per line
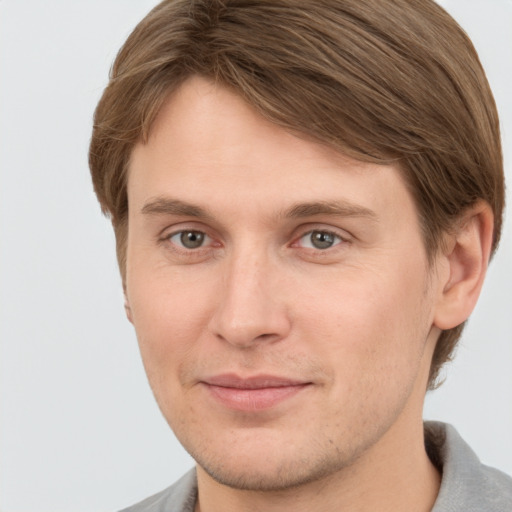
298,230,343,250
169,230,212,249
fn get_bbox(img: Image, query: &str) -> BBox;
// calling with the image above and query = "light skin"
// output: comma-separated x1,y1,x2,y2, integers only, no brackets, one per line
124,76,493,512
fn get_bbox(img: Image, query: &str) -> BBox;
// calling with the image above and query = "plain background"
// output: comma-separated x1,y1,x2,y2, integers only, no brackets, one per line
0,1,511,511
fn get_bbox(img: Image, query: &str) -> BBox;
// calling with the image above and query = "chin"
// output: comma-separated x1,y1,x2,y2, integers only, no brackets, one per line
198,454,346,492
185,430,358,492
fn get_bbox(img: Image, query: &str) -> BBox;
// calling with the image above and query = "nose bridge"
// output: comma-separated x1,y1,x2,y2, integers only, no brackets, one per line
209,241,289,347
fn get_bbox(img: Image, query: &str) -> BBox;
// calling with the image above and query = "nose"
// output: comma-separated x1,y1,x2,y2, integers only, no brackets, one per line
208,247,292,348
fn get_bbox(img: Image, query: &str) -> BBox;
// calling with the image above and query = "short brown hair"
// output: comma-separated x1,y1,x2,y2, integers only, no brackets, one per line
89,0,504,388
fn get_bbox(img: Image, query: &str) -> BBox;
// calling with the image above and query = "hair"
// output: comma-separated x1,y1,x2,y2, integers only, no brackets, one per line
89,0,504,389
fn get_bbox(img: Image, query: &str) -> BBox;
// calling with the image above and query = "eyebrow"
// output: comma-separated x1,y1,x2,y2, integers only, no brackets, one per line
141,197,377,222
282,200,377,220
141,197,214,220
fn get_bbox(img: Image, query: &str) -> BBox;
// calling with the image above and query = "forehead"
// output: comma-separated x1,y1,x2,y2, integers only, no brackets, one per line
128,76,416,225
134,76,364,177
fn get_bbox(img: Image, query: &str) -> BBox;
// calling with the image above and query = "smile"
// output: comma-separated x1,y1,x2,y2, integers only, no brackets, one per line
201,374,312,412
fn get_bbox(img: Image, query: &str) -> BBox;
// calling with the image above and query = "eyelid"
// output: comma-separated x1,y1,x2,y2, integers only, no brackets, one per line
168,230,212,248
299,230,342,250
159,223,222,252
157,222,351,254
159,221,213,240
290,224,351,247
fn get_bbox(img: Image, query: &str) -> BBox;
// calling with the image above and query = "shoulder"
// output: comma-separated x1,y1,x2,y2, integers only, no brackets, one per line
118,468,197,512
426,421,512,512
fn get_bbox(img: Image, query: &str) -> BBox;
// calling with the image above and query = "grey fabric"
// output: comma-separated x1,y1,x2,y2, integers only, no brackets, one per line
119,422,512,511
428,422,512,511
119,470,197,512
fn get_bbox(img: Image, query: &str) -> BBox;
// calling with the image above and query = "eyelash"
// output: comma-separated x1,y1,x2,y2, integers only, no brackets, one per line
293,229,346,250
160,229,218,257
159,226,350,258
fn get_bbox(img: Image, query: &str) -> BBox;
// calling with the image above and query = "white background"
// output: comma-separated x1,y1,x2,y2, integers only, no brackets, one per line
0,1,511,511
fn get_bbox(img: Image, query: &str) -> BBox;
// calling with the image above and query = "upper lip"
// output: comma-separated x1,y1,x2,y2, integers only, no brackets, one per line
203,374,311,389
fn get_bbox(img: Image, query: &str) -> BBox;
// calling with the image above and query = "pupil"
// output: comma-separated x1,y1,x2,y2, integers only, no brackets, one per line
181,231,204,249
312,231,334,249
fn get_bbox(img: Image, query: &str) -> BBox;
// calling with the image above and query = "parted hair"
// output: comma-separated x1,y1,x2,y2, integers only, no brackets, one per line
89,0,504,388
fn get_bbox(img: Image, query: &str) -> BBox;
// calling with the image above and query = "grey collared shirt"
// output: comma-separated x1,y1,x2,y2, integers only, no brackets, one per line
120,422,512,512
428,422,512,511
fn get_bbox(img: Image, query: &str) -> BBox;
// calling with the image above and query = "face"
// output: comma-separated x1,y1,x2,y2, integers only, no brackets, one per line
125,77,442,491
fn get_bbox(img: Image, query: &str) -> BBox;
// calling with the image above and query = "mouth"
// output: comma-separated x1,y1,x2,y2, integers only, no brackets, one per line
200,374,312,412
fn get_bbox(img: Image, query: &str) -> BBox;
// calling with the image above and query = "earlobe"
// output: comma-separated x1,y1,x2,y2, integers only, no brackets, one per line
433,201,494,330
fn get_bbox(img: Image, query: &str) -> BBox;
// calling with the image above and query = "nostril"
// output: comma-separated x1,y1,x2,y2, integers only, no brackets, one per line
254,333,279,342
214,331,279,346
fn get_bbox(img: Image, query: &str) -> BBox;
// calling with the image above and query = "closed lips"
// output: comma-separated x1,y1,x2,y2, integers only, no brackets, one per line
201,374,312,411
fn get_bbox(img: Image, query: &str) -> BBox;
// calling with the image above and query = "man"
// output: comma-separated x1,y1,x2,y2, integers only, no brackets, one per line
89,0,512,510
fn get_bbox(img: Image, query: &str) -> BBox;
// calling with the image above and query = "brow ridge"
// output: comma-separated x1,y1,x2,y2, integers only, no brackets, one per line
141,197,377,223
283,200,377,220
141,197,213,219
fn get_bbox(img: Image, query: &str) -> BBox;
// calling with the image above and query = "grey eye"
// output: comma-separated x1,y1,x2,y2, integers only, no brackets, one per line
170,230,208,249
299,230,341,250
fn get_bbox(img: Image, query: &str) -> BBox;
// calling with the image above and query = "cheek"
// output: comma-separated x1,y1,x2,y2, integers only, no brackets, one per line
299,281,430,441
127,269,217,384
296,266,431,387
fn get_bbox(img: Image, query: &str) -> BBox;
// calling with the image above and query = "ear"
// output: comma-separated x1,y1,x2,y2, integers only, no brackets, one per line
123,288,134,324
433,201,494,330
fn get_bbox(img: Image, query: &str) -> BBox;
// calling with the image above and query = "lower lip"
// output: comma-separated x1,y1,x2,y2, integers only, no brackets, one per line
204,383,310,412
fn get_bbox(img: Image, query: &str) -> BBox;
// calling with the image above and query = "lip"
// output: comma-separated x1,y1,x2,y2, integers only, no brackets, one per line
201,374,312,412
